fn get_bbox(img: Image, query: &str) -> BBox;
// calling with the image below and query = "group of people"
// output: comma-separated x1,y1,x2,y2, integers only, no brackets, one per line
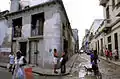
53,49,68,74
8,50,27,79
105,48,119,61
8,48,68,79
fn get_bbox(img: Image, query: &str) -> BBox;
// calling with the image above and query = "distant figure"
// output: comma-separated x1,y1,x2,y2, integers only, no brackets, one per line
53,49,58,74
113,49,118,61
105,48,109,60
109,50,112,60
8,53,15,73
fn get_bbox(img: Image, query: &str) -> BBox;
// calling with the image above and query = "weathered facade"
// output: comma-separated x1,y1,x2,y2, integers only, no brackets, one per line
98,0,120,58
0,10,11,63
82,0,120,58
4,0,74,68
82,29,89,52
82,19,103,53
72,29,79,53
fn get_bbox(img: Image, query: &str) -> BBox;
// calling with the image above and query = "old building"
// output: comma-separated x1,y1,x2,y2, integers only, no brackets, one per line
82,29,89,53
3,0,74,68
0,10,10,63
82,19,103,53
88,19,103,52
99,0,120,58
72,29,79,53
83,0,120,58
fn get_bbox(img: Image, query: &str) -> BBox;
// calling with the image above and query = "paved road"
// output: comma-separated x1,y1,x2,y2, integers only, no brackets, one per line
0,67,12,79
34,53,120,79
1,53,120,79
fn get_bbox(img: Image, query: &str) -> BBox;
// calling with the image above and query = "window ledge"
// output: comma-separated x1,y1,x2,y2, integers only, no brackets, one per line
28,35,43,40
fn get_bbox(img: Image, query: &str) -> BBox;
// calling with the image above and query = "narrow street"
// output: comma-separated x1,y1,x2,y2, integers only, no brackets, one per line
1,53,120,79
34,53,120,79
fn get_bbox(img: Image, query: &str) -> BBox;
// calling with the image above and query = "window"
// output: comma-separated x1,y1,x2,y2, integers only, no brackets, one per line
12,17,22,37
97,40,99,54
31,12,44,36
116,0,120,9
107,36,111,43
106,7,110,23
112,0,115,9
108,44,112,51
114,33,118,50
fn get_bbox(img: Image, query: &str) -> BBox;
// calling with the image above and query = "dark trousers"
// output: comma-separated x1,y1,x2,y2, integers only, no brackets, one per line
9,64,15,75
92,64,98,75
9,64,13,72
61,60,66,73
61,64,66,73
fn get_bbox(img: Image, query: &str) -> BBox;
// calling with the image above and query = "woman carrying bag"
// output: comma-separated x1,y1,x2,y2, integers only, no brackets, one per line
12,51,27,79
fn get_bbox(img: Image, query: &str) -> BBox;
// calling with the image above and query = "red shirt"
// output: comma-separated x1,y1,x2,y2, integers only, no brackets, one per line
105,50,109,56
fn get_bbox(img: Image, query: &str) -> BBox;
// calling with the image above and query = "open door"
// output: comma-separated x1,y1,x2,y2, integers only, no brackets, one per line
19,42,27,57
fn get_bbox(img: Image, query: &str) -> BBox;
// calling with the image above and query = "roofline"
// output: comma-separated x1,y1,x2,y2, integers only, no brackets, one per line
5,0,57,16
58,0,73,36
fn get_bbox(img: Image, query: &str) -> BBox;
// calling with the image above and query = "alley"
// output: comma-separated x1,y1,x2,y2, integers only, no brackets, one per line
34,53,120,79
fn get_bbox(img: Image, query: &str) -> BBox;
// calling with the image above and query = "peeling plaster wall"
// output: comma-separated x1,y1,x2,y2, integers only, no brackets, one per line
8,3,63,68
0,19,11,49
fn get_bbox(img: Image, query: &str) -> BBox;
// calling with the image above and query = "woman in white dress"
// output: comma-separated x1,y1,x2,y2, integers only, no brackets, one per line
12,51,27,79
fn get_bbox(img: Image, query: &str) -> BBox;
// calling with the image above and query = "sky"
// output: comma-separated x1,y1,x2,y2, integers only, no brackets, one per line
0,0,103,48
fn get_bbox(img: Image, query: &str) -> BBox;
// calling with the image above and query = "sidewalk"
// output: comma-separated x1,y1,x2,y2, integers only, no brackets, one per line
99,56,120,66
0,54,78,76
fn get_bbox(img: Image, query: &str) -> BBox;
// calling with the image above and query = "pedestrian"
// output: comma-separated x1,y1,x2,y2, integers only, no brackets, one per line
90,50,99,75
53,49,58,73
104,48,109,60
109,50,112,60
61,50,68,74
8,53,15,73
12,50,27,79
113,49,118,61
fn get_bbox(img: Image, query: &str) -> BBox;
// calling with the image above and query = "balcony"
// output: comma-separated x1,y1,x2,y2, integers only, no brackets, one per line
99,0,108,6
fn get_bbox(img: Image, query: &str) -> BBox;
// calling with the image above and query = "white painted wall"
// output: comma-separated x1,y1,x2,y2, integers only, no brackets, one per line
0,19,11,45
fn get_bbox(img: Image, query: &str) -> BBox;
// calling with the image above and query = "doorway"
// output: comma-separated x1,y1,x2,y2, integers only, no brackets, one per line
64,39,68,51
19,42,27,57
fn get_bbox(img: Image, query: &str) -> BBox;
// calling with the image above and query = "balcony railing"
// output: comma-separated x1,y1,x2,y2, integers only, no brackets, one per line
99,0,108,6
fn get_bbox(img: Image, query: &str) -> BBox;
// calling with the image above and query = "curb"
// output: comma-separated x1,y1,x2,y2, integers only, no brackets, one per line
99,56,120,66
0,65,7,69
32,54,78,76
0,54,78,76
32,71,70,76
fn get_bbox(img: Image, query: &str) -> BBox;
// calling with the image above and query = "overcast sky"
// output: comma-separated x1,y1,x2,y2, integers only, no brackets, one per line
0,0,103,47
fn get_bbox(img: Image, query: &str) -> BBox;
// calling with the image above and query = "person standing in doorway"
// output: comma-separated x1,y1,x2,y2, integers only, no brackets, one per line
53,49,58,73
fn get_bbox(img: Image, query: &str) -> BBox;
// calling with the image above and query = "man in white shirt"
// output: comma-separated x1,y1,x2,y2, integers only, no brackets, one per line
9,53,15,72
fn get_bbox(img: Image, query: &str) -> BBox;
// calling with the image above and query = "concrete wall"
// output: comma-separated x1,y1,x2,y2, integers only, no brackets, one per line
8,2,71,68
